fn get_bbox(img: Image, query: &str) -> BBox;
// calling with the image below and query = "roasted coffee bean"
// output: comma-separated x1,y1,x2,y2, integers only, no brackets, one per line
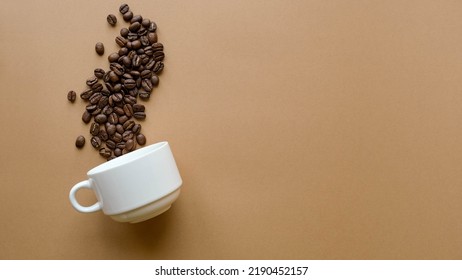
132,55,141,68
86,104,97,112
95,42,104,55
91,82,103,92
119,47,129,56
122,131,134,141
132,104,145,112
148,21,157,32
151,75,159,86
108,71,119,83
152,42,163,51
101,89,110,97
140,18,150,28
115,36,127,47
110,63,124,76
90,108,102,116
94,68,105,79
67,90,76,102
124,95,137,105
133,111,146,120
90,122,100,136
129,22,141,32
99,128,108,141
75,135,85,148
128,88,138,97
112,132,122,143
97,96,109,109
124,79,136,89
82,110,92,123
114,148,122,157
99,148,112,158
123,120,135,130
113,83,122,93
153,61,164,74
95,114,107,124
131,40,141,49
86,76,98,87
118,115,129,124
129,70,140,77
136,133,146,145
141,79,153,92
137,27,147,36
102,105,113,115
121,56,131,67
107,155,116,161
91,136,102,148
103,71,110,83
138,90,150,100
89,92,102,104
136,77,142,87
125,139,135,151
143,46,153,56
127,32,138,41
119,3,129,14
107,124,116,135
140,36,150,46
108,112,119,124
114,106,125,116
107,14,117,26
116,124,124,134
106,139,116,149
108,53,120,64
123,11,133,22
147,32,157,44
132,123,141,134
131,15,143,23
139,70,151,79
145,59,155,70
154,51,165,61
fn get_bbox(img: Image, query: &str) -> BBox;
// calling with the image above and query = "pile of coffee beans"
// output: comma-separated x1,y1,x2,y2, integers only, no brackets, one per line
69,3,164,161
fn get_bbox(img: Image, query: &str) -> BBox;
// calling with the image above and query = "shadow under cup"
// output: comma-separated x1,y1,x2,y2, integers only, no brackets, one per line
69,141,183,223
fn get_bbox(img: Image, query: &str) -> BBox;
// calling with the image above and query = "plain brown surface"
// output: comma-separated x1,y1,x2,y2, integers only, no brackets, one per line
1,0,462,259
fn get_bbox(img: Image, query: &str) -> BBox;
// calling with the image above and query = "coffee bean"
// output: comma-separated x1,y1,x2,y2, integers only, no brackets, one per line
112,93,123,103
136,133,146,145
108,71,119,83
140,36,150,46
122,131,134,141
124,79,136,89
123,120,135,130
99,128,109,141
141,79,153,92
118,115,129,124
110,63,124,76
131,15,143,24
112,83,122,92
89,92,102,104
153,61,164,74
108,112,119,124
151,75,159,86
91,108,102,116
67,90,76,102
115,36,127,47
91,82,103,92
91,136,102,148
116,124,124,134
132,55,141,68
95,114,107,124
127,32,138,41
124,95,137,105
113,148,121,157
80,89,93,100
129,22,141,32
97,96,109,108
145,59,155,70
123,104,134,117
138,90,150,100
121,56,131,67
113,106,125,116
138,27,148,36
133,111,146,120
106,139,116,150
86,104,97,113
82,110,92,123
148,32,157,44
95,42,104,55
119,47,129,57
75,135,85,148
132,123,141,134
131,40,141,49
112,132,122,143
123,11,133,22
99,148,112,158
90,122,100,136
119,3,129,14
86,76,98,87
107,14,117,26
148,21,157,32
132,104,145,112
154,51,165,61
125,139,135,151
107,124,116,135
108,52,120,63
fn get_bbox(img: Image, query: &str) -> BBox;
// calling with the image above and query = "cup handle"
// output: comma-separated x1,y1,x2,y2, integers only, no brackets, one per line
69,180,102,213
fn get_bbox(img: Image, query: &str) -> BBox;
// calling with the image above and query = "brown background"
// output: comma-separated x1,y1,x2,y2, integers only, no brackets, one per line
1,0,462,259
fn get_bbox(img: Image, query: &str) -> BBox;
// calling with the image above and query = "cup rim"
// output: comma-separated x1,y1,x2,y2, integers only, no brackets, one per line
87,141,168,176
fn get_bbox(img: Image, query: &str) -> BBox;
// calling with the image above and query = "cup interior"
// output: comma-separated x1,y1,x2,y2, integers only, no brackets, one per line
88,141,168,175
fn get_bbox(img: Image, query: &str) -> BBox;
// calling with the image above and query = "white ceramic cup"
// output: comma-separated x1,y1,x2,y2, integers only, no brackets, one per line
69,141,182,223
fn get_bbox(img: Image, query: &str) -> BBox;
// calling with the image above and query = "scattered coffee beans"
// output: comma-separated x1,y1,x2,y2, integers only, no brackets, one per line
95,42,105,55
107,14,117,26
70,4,164,160
75,135,85,148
